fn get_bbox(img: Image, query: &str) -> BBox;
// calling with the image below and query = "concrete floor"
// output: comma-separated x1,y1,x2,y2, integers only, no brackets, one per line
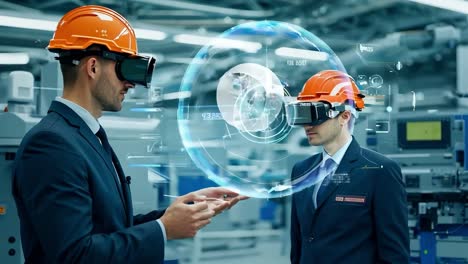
166,237,289,264
198,238,289,264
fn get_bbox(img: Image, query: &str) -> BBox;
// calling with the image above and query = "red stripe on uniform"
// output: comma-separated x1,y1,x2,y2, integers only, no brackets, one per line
344,197,365,203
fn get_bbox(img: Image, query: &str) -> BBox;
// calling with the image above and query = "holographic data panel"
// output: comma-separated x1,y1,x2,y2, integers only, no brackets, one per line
178,21,347,198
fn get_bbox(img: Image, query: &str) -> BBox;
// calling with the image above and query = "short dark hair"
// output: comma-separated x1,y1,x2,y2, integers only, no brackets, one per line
60,63,79,87
58,44,108,87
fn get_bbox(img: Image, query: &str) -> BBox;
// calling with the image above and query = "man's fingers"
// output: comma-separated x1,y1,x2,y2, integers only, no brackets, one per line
237,195,249,201
211,201,230,214
190,200,209,212
223,195,249,201
218,188,240,196
196,219,212,230
178,192,207,204
226,197,239,209
200,187,240,197
194,208,215,220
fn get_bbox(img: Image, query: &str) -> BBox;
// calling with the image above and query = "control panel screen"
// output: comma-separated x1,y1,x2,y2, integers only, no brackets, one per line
398,119,450,149
406,121,442,141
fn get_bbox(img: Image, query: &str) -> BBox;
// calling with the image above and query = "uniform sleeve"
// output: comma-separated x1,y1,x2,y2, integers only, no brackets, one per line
14,131,165,264
373,160,410,263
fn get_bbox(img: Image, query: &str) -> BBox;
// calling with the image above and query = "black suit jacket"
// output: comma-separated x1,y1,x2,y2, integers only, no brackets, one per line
12,101,165,264
290,138,409,264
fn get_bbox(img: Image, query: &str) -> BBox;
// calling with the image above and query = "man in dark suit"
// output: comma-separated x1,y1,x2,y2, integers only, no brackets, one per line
287,70,409,263
12,5,245,264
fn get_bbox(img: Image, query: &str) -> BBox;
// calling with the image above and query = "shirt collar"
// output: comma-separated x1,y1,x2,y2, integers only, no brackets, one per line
321,136,353,166
55,97,100,134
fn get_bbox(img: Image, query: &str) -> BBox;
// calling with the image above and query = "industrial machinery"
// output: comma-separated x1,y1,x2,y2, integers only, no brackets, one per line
368,112,468,264
0,71,39,264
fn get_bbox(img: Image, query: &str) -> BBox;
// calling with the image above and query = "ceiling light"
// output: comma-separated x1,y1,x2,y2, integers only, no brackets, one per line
173,34,262,53
275,47,329,61
134,29,167,41
0,15,167,41
0,15,56,31
408,0,468,14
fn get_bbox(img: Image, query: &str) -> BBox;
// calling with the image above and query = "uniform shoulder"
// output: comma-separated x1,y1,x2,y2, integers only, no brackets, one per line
360,147,399,167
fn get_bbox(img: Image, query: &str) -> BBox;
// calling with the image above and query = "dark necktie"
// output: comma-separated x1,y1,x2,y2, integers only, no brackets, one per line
96,126,113,159
96,126,123,192
315,158,337,208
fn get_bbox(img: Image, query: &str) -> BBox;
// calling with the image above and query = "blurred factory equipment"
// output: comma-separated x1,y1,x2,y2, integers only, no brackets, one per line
349,23,468,263
368,111,468,264
0,70,39,264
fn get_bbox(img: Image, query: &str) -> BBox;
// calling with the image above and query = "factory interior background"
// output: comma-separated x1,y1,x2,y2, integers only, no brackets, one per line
1,0,468,263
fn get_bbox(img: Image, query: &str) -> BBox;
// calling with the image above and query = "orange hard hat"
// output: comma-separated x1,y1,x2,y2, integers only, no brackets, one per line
47,5,138,55
298,70,365,111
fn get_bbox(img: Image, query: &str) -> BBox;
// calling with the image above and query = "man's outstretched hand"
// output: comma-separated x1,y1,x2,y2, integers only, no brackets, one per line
193,187,249,215
160,187,249,240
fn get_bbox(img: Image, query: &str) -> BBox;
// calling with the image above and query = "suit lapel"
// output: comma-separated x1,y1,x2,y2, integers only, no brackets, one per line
294,155,322,220
111,149,133,226
48,101,128,217
315,138,362,210
78,126,127,212
292,155,322,188
315,181,338,210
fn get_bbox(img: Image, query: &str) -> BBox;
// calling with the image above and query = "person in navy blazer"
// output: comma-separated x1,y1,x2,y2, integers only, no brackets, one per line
12,5,245,264
288,70,409,264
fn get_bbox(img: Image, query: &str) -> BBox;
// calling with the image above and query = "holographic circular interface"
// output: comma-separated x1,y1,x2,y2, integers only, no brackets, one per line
178,21,347,198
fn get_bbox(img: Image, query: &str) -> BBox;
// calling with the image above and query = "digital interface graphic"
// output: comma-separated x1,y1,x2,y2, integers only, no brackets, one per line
177,21,348,198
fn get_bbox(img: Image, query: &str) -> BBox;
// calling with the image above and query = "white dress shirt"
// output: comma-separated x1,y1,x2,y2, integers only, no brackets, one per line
313,137,353,208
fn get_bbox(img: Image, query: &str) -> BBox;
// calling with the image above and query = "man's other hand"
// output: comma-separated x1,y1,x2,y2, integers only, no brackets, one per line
160,192,214,239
